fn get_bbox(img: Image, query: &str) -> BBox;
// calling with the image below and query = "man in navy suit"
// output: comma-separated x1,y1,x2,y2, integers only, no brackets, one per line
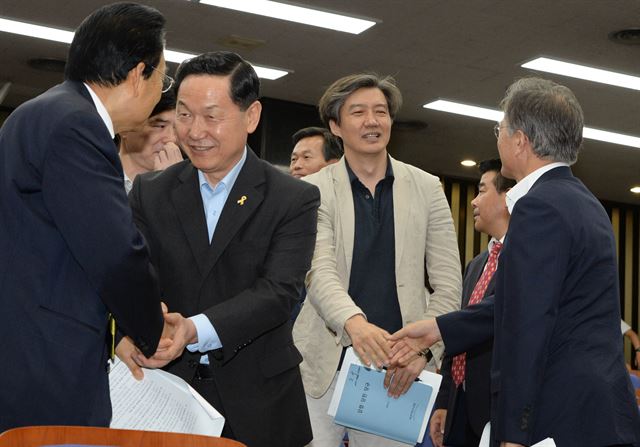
0,3,184,431
430,159,514,447
390,77,640,447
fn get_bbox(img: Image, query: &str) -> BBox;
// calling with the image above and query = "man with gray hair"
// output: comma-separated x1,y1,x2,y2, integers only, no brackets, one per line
293,73,462,446
390,77,640,447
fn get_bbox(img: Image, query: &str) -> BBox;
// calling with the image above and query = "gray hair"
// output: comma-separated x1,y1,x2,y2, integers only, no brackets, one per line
500,77,583,164
318,73,403,127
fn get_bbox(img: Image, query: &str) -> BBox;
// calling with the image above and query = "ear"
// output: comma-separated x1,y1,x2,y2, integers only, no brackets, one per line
328,119,342,139
245,100,262,134
126,62,146,97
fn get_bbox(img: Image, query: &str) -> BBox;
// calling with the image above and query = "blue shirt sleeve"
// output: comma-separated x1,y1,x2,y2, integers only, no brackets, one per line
187,313,223,353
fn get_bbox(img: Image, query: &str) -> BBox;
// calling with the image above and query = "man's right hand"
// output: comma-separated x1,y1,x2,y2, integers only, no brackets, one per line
387,318,442,367
429,408,447,447
344,314,391,368
135,311,196,368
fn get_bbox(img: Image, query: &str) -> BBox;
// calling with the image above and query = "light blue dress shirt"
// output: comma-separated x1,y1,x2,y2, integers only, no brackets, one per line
187,148,247,363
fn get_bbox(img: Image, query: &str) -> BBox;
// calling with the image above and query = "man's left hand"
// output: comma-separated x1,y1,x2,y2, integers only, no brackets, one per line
383,354,428,398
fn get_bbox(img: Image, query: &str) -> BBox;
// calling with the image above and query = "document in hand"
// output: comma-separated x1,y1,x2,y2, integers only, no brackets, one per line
328,347,442,445
109,360,225,437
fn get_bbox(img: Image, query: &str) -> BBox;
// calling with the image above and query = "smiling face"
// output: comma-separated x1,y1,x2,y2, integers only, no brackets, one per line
289,135,329,178
328,87,391,157
121,109,177,171
175,74,261,184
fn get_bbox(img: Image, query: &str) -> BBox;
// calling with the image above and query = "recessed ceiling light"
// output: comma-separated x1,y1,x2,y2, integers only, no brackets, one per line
199,0,377,34
522,57,640,91
460,160,476,167
630,186,640,194
0,18,290,81
423,100,640,149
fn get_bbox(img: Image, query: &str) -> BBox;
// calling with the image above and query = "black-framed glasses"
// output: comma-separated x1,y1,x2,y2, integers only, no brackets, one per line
151,65,175,93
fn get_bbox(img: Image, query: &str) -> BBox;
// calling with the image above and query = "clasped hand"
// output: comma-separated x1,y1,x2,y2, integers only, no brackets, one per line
116,302,196,380
345,315,428,398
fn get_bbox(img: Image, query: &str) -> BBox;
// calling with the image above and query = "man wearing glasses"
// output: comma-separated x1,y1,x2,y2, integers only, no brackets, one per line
0,2,187,431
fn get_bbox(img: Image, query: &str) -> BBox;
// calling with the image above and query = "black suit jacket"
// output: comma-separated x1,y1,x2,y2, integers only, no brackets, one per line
0,81,164,431
129,150,319,447
435,250,494,444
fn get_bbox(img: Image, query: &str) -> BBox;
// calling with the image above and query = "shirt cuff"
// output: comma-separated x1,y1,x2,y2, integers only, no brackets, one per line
187,313,222,353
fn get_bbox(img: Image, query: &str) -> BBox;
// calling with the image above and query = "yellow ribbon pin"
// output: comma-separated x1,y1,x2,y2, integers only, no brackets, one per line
237,195,247,205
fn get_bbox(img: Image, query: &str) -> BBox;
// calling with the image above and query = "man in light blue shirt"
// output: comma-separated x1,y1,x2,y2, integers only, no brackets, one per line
129,51,319,447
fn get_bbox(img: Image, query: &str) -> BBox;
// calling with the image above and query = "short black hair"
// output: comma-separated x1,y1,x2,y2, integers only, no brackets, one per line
292,127,343,162
174,51,259,111
150,88,176,117
478,159,516,193
65,2,166,86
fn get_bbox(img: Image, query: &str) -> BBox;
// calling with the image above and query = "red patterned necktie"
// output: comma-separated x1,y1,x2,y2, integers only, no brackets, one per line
451,241,503,387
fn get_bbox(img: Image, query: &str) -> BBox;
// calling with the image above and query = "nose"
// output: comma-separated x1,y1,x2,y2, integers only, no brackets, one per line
291,159,303,173
364,110,379,126
471,195,479,208
162,124,177,143
188,116,206,140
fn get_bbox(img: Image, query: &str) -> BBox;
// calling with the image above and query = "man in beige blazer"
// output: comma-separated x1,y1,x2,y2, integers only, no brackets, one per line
293,73,462,447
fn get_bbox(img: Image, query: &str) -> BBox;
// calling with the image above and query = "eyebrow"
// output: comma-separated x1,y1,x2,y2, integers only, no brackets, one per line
347,103,388,111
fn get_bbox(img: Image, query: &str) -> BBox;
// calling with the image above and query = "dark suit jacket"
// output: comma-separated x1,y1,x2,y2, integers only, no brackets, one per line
129,150,319,447
0,81,164,431
435,250,494,444
491,167,640,446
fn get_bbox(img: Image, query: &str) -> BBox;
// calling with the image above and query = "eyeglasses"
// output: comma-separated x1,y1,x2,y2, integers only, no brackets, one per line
493,123,510,139
151,65,175,93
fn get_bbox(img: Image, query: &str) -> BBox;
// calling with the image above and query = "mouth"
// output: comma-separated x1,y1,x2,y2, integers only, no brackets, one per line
189,145,214,153
362,132,381,140
292,173,304,179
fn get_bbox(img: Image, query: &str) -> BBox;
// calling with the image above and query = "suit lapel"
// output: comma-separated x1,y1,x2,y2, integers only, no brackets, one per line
171,164,211,276
333,159,355,269
203,150,265,277
390,157,410,273
462,251,490,307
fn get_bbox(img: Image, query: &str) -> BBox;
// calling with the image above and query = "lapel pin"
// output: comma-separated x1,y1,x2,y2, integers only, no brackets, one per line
237,195,247,206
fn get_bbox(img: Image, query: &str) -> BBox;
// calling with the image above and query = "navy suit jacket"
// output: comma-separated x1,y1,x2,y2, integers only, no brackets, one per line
436,250,494,443
129,150,319,447
492,167,640,446
0,81,164,431
439,167,640,446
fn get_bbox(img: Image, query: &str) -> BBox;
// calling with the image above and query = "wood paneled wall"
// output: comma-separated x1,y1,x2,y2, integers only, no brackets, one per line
441,176,639,366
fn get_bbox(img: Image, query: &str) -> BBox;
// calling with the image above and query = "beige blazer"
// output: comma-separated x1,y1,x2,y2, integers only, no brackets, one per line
293,156,462,398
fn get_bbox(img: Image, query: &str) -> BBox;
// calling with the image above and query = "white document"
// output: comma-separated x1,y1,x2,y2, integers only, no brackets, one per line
479,423,556,447
328,347,442,444
109,359,225,437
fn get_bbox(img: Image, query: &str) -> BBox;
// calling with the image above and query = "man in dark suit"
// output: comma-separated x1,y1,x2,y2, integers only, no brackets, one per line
430,159,514,447
390,77,640,447
0,3,178,431
129,51,318,447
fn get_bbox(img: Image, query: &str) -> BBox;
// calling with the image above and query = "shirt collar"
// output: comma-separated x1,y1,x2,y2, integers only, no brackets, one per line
506,162,569,214
488,235,505,253
345,156,395,185
83,83,115,139
198,147,247,192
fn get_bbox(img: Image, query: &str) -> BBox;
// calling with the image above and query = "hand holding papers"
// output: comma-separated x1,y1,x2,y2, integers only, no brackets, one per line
109,359,225,437
328,348,441,445
479,423,556,447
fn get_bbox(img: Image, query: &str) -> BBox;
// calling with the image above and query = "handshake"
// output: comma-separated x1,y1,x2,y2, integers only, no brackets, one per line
116,303,196,380
344,315,443,398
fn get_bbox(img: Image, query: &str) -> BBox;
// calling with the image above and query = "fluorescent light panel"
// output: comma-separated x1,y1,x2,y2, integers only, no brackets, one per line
424,99,640,149
0,18,289,80
522,57,640,91
199,0,376,34
164,49,288,80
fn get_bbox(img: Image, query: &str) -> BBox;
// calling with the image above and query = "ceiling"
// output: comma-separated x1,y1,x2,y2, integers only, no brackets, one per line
1,0,640,203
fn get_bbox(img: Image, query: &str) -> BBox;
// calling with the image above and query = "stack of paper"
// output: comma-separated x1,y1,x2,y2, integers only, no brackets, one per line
109,360,225,437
